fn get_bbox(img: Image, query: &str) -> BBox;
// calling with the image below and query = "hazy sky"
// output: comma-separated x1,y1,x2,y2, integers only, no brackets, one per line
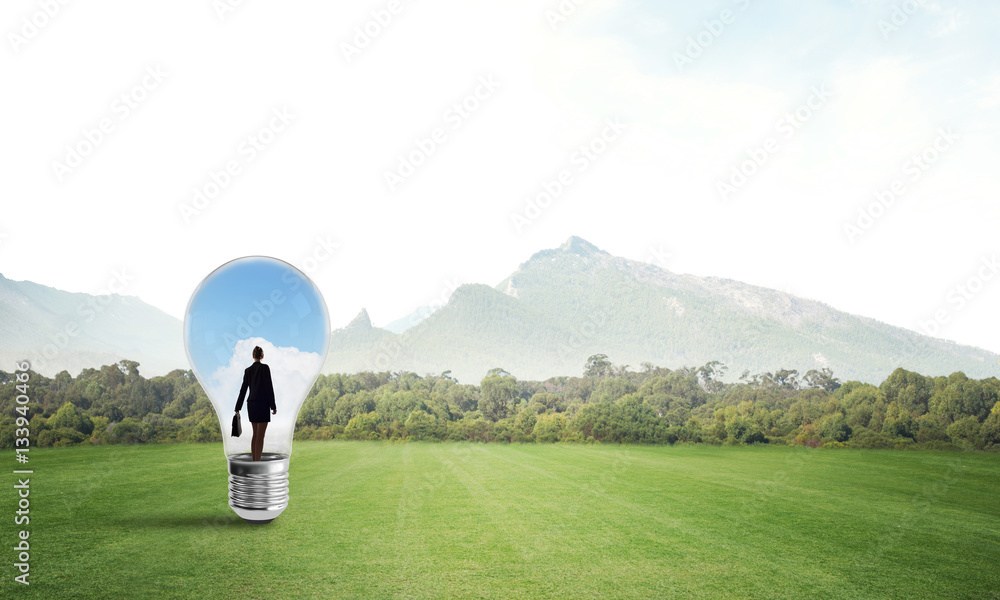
2,0,998,355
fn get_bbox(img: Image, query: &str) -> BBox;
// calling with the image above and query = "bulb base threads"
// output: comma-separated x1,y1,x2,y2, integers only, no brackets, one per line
227,452,290,524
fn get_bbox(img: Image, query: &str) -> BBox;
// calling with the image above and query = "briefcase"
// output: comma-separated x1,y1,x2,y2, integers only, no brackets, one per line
232,413,242,437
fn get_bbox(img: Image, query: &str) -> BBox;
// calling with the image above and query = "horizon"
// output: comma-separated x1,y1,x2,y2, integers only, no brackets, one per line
3,0,997,357
5,3,1000,597
4,233,999,358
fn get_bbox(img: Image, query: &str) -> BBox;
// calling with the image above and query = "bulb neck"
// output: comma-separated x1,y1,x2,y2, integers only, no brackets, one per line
227,452,290,524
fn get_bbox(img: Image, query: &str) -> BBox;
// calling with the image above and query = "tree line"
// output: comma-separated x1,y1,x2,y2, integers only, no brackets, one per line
2,355,999,451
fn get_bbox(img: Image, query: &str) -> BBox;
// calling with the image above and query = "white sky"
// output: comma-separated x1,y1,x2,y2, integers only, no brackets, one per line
2,0,999,355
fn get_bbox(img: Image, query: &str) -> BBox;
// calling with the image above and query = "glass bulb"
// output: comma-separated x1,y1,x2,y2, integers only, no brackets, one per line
183,256,330,523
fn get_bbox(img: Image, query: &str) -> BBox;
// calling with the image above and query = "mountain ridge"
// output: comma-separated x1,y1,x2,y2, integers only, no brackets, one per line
3,237,997,383
0,273,184,378
325,237,999,383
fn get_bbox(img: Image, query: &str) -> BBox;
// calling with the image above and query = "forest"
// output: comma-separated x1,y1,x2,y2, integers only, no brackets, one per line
2,355,999,451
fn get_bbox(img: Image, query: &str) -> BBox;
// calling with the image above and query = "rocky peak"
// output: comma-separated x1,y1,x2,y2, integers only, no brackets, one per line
345,308,372,331
559,236,606,256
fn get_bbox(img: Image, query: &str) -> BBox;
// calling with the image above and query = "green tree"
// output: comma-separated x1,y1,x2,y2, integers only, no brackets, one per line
817,413,852,442
840,383,883,430
770,369,800,391
49,401,93,436
513,409,537,440
724,414,765,444
804,368,841,392
591,378,636,404
947,415,983,450
344,412,381,440
480,371,518,421
533,413,567,443
881,402,915,439
529,392,564,412
584,354,612,378
404,410,438,440
111,418,152,444
188,415,220,443
981,401,1000,448
696,361,728,393
881,368,933,415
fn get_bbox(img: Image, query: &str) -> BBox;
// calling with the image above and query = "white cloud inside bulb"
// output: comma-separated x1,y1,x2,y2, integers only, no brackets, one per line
205,337,324,451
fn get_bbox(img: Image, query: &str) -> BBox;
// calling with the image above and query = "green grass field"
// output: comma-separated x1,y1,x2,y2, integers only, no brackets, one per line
2,442,998,599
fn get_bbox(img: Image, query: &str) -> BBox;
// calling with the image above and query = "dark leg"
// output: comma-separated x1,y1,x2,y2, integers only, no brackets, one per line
255,422,268,460
250,422,261,461
250,423,257,461
250,422,268,461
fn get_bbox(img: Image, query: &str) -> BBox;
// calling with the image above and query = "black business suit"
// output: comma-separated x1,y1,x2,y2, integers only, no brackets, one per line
235,361,276,423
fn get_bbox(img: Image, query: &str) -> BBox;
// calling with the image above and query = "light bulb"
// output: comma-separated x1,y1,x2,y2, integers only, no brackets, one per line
183,256,330,524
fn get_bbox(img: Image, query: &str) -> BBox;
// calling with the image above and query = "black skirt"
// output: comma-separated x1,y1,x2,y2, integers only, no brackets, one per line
247,401,271,423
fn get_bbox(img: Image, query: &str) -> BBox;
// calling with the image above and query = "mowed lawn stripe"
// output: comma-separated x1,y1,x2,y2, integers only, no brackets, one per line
478,444,856,598
474,444,997,599
464,443,730,598
2,442,997,600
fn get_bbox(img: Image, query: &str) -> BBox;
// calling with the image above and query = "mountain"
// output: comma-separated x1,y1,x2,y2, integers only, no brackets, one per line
383,305,440,334
323,237,999,384
324,308,399,373
5,237,998,384
0,273,185,378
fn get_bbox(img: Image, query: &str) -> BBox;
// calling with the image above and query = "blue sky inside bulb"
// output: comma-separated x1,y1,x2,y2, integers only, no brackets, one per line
183,256,331,456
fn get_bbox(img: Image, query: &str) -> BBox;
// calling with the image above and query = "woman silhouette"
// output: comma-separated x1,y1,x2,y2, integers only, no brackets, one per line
234,346,277,461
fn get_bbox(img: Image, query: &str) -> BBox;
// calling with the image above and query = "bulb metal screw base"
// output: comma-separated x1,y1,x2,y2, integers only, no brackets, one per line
227,452,290,524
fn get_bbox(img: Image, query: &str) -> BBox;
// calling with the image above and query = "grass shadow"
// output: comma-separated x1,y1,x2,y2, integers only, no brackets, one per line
113,513,250,530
